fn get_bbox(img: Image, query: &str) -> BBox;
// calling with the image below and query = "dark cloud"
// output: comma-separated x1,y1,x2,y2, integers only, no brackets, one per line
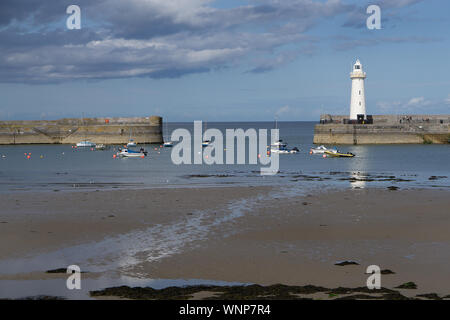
0,0,431,83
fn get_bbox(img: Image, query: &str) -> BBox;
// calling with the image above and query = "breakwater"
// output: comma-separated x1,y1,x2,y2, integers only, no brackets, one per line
0,116,163,145
314,114,450,144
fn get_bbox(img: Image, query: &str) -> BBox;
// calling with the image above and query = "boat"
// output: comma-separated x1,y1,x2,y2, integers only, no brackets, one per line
95,144,107,150
77,114,96,148
270,139,299,154
324,150,355,157
202,121,211,147
127,139,137,147
202,139,211,147
127,128,137,147
76,141,96,147
268,119,299,154
117,147,148,158
310,145,329,154
163,119,173,147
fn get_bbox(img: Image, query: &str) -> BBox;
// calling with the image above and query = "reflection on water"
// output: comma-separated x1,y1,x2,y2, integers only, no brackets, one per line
349,146,368,189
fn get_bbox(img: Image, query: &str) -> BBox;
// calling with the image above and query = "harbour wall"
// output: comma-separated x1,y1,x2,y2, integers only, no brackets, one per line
0,116,163,145
314,114,450,144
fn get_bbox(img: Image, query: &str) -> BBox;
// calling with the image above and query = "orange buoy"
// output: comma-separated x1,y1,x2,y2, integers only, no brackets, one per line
27,155,31,159
140,155,145,158
322,154,326,158
113,154,117,159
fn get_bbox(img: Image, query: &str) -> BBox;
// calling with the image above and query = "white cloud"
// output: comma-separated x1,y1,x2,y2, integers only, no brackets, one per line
0,0,435,83
376,96,443,113
275,105,291,116
406,96,432,107
0,0,351,83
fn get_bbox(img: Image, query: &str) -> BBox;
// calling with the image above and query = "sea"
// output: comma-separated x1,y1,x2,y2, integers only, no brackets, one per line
0,121,449,193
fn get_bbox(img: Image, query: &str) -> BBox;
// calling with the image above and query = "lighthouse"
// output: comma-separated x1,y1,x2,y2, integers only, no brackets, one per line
349,59,366,120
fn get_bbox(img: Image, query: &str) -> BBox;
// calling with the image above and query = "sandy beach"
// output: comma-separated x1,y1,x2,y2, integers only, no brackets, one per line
1,185,450,299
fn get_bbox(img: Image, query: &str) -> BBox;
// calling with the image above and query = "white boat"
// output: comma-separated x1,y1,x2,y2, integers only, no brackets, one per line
268,118,299,154
127,139,137,147
127,128,138,147
202,139,211,147
95,144,107,150
117,147,147,158
310,145,328,154
310,145,337,154
270,140,299,154
76,141,96,147
163,119,173,147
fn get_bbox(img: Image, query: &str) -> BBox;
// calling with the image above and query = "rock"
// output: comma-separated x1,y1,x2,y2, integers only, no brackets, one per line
46,268,88,274
381,269,396,275
416,293,441,300
45,268,68,274
334,261,359,266
395,282,417,289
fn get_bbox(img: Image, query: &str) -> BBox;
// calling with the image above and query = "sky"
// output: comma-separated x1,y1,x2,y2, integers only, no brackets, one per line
0,0,449,121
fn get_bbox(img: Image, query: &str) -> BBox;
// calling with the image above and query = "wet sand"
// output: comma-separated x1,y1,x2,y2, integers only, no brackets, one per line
1,186,450,298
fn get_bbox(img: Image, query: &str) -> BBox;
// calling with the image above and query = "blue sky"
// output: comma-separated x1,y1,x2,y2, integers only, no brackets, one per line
0,0,449,121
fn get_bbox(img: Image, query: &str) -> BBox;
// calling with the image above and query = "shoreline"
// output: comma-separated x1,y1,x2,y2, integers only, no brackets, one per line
1,185,450,298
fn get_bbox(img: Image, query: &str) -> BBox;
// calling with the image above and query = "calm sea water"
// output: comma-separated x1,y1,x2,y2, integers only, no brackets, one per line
0,121,448,193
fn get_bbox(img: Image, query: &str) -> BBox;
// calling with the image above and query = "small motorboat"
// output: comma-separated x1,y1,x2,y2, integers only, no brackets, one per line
270,140,299,154
95,144,107,150
202,140,211,147
127,139,137,147
76,141,96,147
310,145,331,154
163,141,173,148
324,150,355,158
117,147,147,158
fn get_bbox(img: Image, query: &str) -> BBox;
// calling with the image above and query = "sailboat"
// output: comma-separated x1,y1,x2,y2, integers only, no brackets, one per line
127,128,137,147
163,119,173,147
202,121,211,147
76,114,96,147
269,118,299,154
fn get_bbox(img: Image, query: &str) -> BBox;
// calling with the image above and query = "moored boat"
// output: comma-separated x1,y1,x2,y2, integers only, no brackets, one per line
117,147,147,158
127,139,137,147
164,141,173,148
310,145,331,154
324,150,355,158
95,144,107,150
270,139,299,154
76,141,96,147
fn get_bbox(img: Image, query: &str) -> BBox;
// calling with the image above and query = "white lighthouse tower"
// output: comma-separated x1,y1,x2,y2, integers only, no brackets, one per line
349,59,366,120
